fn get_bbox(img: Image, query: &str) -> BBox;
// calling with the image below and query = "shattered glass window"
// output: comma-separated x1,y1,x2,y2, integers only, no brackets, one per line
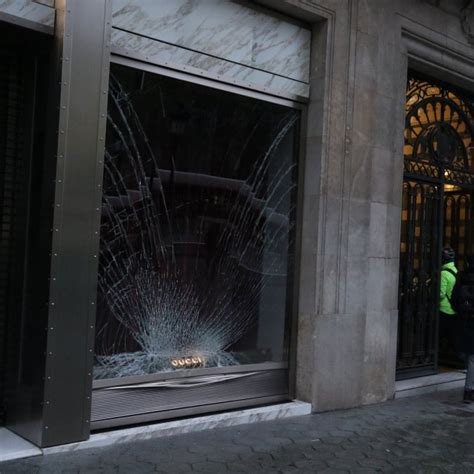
94,63,300,380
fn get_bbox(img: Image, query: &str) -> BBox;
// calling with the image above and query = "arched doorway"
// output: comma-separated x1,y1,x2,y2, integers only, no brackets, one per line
397,73,474,379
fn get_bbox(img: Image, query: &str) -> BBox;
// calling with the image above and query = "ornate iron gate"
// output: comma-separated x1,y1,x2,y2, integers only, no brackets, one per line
397,73,474,378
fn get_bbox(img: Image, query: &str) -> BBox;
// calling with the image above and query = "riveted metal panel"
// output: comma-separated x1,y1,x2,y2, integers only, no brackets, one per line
40,0,111,447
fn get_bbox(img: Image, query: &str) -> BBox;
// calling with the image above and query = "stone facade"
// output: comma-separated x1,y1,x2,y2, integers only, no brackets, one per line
0,0,473,448
275,0,474,411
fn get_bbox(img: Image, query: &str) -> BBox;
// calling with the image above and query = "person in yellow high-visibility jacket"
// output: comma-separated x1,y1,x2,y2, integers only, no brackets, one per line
438,247,458,394
439,246,457,316
439,247,474,403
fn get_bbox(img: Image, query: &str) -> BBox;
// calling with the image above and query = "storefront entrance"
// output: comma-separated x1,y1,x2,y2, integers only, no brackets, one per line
0,23,52,428
397,73,474,379
91,60,302,429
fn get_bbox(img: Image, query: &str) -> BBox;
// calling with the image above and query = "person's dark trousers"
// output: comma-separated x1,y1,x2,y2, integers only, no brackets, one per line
439,312,457,357
460,318,474,402
439,312,474,402
454,316,474,402
466,355,474,400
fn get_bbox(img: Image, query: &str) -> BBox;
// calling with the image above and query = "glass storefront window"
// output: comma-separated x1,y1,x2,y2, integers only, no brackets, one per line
94,63,300,380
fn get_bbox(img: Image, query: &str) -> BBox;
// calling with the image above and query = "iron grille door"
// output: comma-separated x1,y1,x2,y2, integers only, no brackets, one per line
398,181,441,375
397,73,474,378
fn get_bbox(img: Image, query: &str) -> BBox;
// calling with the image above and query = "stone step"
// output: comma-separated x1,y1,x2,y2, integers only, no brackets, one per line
395,371,466,398
0,428,42,463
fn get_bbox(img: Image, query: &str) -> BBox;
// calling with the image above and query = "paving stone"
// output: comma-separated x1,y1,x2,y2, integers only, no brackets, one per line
154,461,191,473
315,469,350,474
326,458,358,470
191,461,227,472
226,461,264,472
206,451,240,463
243,451,274,463
334,449,367,460
2,389,474,473
294,459,328,470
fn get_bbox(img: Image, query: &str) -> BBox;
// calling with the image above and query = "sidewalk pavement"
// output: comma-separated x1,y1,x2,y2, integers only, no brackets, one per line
1,388,474,473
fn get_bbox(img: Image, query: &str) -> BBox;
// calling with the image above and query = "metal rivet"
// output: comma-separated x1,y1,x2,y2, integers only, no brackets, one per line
60,130,64,134
54,253,58,257
50,327,54,330
51,302,55,306
45,426,49,430
58,179,62,183
49,352,53,355
91,302,95,305
47,376,51,380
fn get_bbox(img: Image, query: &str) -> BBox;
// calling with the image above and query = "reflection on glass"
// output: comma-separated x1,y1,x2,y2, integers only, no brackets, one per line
94,64,300,379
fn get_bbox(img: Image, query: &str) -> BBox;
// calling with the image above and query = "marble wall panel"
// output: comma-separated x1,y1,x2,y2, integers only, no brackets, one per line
33,0,53,7
111,0,311,83
0,0,54,27
111,29,309,98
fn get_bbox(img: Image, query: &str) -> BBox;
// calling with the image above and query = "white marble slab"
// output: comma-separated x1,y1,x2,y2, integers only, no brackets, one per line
112,30,309,99
44,400,312,454
111,0,311,83
0,0,54,28
0,428,42,463
33,0,54,7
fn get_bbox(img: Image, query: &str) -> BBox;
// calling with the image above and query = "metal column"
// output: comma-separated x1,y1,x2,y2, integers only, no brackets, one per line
41,0,111,447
